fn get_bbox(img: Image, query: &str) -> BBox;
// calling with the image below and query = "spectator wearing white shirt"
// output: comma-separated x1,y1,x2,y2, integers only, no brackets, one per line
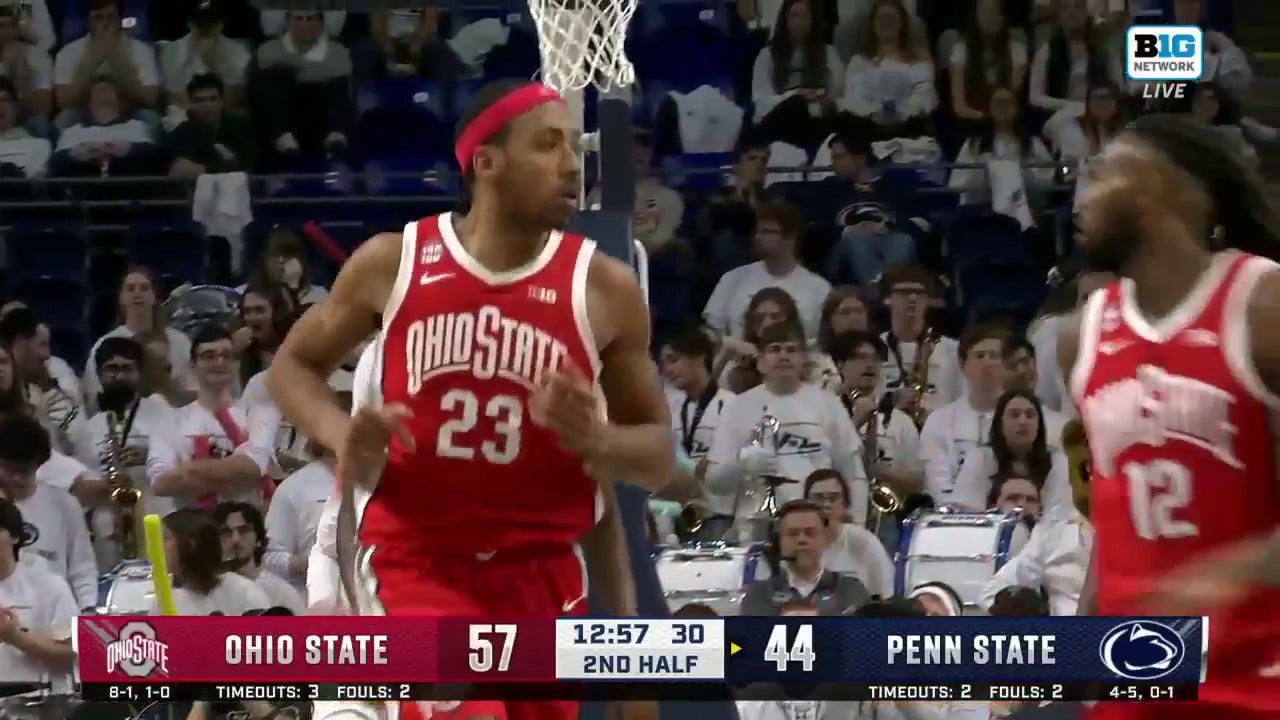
50,75,161,177
804,469,893,598
1000,337,1066,446
705,200,831,341
0,7,52,119
1027,0,1121,116
833,330,922,497
148,325,277,509
714,288,840,394
750,0,844,150
877,265,961,421
920,324,1006,504
264,455,334,597
242,229,331,307
0,496,76,683
52,0,160,125
1043,81,1122,165
71,337,178,569
0,78,49,177
658,327,736,540
951,389,1072,515
840,0,935,141
981,503,1092,615
706,322,866,529
4,0,55,53
0,414,98,608
31,322,81,404
155,508,271,615
948,0,1027,122
215,501,305,614
948,87,1054,205
159,0,251,111
84,266,197,409
0,308,85,453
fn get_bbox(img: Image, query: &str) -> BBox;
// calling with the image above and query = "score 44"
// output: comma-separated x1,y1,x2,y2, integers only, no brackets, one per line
470,624,518,673
764,624,816,672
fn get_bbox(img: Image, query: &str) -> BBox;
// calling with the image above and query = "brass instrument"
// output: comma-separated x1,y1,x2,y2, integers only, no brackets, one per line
906,327,939,429
748,415,783,518
675,502,705,538
848,390,902,534
105,410,143,559
730,415,788,541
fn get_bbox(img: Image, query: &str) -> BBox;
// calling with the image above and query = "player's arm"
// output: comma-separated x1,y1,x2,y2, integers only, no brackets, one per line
587,255,676,491
1245,270,1280,588
266,233,399,455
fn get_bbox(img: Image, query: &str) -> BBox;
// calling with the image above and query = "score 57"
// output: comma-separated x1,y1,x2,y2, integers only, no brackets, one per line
764,624,816,672
469,624,518,672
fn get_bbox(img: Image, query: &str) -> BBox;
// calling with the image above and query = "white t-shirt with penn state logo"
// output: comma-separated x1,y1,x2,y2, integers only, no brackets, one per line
707,383,862,511
668,386,736,461
145,401,278,508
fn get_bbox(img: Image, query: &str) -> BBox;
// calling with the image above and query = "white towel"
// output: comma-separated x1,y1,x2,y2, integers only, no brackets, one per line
988,158,1035,230
447,19,510,76
765,141,807,187
668,85,745,154
192,172,253,272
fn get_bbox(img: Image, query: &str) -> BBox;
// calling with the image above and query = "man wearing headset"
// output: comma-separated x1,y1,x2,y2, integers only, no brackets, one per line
740,500,871,615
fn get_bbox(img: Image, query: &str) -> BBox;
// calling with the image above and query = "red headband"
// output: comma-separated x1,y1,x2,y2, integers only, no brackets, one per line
454,83,565,171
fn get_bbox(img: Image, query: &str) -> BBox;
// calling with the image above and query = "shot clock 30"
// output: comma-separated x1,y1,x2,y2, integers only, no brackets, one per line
555,619,725,680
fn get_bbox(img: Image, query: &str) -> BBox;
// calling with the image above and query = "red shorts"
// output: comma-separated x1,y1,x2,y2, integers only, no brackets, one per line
365,544,588,720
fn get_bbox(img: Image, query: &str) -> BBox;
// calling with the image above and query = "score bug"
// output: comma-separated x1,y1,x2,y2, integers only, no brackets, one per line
764,624,816,672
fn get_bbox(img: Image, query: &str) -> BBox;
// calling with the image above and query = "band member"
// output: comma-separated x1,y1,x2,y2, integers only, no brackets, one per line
876,264,960,421
706,322,866,525
147,325,277,508
72,337,177,568
659,326,736,537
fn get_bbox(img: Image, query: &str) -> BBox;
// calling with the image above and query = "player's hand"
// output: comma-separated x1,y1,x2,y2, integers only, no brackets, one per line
1140,535,1274,614
338,404,415,479
529,363,604,458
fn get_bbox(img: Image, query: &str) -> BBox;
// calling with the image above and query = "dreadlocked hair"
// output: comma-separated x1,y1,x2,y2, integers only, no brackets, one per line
1127,114,1280,261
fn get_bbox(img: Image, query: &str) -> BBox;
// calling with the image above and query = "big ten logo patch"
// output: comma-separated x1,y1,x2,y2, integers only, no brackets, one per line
1126,25,1203,82
420,242,443,265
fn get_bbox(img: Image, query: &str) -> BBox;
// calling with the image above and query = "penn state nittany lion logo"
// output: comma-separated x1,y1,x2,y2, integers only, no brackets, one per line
1099,621,1187,681
105,621,171,678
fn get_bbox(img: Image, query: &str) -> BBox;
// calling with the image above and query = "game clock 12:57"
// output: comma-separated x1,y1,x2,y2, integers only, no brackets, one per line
569,620,708,646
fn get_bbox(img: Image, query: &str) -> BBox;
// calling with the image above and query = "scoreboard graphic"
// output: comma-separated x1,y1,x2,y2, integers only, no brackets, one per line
75,616,1207,702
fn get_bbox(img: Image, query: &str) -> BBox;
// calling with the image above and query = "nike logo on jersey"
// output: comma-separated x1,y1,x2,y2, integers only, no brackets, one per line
419,272,454,286
562,595,584,613
1097,340,1132,356
1179,329,1219,347
1259,661,1280,678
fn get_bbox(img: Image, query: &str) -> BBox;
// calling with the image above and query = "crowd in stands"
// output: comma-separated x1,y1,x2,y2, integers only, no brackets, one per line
0,0,1265,717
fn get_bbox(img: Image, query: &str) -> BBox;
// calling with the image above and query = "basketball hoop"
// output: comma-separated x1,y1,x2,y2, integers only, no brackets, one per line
528,0,637,93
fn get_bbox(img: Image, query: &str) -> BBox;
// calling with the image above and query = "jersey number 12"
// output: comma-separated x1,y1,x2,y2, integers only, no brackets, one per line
1124,459,1199,540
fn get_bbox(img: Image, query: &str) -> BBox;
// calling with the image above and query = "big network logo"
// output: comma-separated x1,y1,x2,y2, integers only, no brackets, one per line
1126,25,1203,81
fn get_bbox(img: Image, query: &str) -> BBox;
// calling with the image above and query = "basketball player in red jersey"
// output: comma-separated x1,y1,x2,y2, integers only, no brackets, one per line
266,80,673,720
1060,114,1280,719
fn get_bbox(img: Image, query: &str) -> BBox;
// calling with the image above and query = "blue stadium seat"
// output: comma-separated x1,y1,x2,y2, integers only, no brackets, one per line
959,264,1048,328
364,158,455,197
50,325,89,372
661,153,733,192
7,223,88,282
357,105,451,163
481,26,541,81
636,0,733,36
364,77,448,119
127,222,207,287
19,279,88,328
945,207,1035,274
61,0,150,42
633,19,736,97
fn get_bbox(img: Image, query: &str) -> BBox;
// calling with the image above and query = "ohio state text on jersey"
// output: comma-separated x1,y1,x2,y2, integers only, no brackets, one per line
1070,251,1280,706
365,213,602,557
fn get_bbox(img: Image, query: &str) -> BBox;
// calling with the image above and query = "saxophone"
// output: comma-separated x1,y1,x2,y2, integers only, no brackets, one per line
848,390,901,532
105,410,143,559
906,327,939,429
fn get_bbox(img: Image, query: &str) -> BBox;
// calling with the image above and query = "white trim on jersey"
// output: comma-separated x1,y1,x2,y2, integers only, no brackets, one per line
1118,250,1236,343
1070,288,1108,407
437,211,564,285
382,220,418,324
571,238,603,379
1221,256,1280,409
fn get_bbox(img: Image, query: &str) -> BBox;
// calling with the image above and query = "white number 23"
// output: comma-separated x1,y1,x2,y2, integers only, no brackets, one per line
437,389,523,464
1124,460,1199,541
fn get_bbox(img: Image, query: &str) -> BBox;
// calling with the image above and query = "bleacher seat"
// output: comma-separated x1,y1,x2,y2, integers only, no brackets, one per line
364,158,455,197
7,223,88,282
19,279,88,328
362,77,448,119
127,223,207,287
661,153,732,192
945,207,1035,274
356,104,451,164
636,0,733,37
50,325,89,373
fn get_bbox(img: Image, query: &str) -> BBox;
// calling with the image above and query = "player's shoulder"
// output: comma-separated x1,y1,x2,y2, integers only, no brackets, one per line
584,244,644,303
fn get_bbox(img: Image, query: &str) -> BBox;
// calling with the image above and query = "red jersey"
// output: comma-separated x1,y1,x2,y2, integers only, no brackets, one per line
363,213,602,558
1072,250,1280,709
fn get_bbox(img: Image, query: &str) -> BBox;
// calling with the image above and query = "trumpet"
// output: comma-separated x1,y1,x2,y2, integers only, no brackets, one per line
749,415,783,518
105,410,143,559
674,502,705,538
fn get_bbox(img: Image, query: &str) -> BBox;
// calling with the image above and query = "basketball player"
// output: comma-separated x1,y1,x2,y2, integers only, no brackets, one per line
1061,114,1280,718
267,81,672,720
